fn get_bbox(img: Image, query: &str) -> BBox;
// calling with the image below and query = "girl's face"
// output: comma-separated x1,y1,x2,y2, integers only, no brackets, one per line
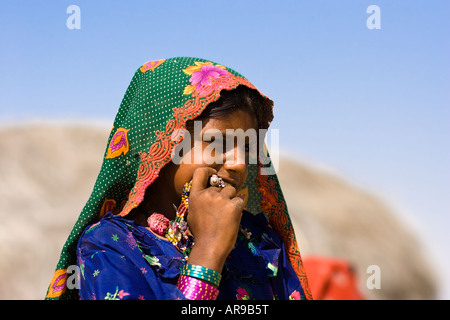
170,109,259,200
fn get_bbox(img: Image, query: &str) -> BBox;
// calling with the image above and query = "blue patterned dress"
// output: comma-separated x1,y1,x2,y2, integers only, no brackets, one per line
76,211,305,300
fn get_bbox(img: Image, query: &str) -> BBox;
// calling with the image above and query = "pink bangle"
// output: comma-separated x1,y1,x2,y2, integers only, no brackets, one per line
176,275,219,300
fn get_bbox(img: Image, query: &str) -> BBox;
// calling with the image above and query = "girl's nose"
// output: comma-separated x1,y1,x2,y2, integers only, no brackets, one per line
222,145,247,175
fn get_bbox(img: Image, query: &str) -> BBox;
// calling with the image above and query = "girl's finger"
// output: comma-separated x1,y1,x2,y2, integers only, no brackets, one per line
220,185,237,199
190,167,217,193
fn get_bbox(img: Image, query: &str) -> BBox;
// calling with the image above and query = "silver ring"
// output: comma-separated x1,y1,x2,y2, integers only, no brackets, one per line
209,174,225,188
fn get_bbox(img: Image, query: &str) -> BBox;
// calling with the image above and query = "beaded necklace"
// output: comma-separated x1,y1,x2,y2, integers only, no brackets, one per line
147,175,225,260
147,182,194,260
164,182,194,259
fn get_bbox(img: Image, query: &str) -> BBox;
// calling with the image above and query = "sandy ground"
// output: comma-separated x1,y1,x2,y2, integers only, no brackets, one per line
0,124,437,299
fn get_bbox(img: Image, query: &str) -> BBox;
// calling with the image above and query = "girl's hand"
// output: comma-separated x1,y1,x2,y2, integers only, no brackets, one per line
186,167,244,273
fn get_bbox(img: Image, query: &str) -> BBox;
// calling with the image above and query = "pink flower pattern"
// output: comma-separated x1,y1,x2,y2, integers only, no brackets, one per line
289,290,301,300
118,289,130,299
236,287,250,300
182,62,232,98
190,64,228,87
104,286,130,300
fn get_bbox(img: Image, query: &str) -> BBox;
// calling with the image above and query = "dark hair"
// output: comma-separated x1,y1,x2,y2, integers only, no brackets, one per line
186,85,273,130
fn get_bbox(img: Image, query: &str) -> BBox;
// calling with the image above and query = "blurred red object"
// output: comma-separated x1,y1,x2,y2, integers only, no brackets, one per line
302,256,365,300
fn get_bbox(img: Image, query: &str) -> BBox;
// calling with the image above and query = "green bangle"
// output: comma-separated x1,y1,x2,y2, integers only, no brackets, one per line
182,264,222,287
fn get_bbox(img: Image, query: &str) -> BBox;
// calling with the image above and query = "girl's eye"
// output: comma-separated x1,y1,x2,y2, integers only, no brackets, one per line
203,135,216,143
203,136,224,146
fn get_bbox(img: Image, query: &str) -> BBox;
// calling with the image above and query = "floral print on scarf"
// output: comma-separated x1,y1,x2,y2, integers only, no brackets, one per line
183,62,233,97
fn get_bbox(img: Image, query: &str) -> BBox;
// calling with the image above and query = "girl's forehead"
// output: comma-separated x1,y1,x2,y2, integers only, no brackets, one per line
202,110,258,131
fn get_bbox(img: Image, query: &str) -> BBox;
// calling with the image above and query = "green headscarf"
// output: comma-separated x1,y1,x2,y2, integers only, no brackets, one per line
45,57,312,300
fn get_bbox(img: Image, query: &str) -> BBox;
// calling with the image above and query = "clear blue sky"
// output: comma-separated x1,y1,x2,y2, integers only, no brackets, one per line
1,0,449,298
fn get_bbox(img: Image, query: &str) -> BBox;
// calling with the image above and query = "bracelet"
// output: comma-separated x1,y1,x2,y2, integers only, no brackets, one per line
177,275,219,300
181,264,222,287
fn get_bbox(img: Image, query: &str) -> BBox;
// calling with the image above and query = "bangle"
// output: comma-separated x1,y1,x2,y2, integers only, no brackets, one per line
181,264,222,287
177,275,219,300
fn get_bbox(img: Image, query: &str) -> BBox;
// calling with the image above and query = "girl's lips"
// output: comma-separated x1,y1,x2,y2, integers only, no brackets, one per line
223,181,232,187
220,177,239,189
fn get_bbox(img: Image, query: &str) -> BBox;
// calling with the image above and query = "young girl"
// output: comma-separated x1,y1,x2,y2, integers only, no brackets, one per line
46,57,312,300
